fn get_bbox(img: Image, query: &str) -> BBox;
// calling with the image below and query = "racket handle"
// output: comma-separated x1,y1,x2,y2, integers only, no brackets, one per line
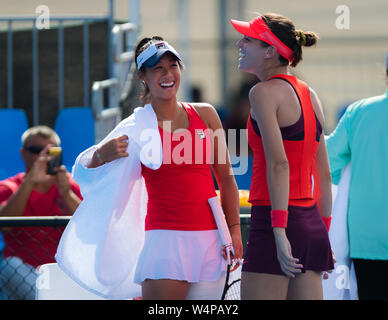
226,246,231,265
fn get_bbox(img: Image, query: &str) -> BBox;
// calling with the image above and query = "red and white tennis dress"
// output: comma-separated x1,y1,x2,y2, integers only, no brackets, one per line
134,103,227,284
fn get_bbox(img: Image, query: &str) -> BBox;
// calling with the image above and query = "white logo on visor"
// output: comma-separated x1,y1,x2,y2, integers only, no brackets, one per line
156,42,166,49
137,41,176,70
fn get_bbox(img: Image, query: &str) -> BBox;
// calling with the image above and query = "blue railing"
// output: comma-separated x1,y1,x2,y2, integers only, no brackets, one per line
0,1,140,181
0,11,114,125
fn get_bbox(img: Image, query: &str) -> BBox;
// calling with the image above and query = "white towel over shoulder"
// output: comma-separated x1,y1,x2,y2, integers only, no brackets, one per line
55,104,162,299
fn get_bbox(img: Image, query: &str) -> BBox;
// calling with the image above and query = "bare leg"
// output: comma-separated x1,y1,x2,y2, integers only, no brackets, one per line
287,270,323,300
142,279,191,300
241,271,289,300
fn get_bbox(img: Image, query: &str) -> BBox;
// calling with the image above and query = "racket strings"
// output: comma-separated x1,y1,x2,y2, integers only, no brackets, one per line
221,263,241,300
224,279,241,300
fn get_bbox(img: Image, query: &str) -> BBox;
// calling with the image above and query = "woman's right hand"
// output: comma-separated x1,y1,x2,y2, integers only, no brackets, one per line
273,228,303,278
89,135,129,168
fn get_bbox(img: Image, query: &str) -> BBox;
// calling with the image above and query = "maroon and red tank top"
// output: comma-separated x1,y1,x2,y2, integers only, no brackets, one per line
247,74,322,207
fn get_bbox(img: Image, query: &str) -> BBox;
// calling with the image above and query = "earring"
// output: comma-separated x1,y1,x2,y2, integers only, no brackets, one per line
266,46,277,57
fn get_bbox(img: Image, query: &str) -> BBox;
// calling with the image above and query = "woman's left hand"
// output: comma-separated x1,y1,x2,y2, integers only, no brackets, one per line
222,226,243,272
273,228,304,277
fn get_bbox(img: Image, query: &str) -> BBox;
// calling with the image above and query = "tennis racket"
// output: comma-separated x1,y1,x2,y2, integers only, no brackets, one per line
208,197,242,300
221,258,241,300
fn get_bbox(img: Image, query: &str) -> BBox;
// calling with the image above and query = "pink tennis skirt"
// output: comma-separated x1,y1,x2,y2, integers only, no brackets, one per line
134,229,227,284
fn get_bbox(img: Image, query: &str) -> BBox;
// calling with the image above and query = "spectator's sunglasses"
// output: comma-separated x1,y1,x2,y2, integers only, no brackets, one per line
23,145,44,155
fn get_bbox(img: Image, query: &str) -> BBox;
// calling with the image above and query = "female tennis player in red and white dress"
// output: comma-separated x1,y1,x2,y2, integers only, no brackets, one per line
87,36,243,300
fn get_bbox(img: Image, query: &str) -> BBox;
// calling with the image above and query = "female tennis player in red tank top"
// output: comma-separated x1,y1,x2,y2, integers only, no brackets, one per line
231,13,335,299
87,36,243,300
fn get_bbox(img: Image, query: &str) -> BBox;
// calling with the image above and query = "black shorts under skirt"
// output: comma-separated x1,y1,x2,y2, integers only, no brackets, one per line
242,204,334,276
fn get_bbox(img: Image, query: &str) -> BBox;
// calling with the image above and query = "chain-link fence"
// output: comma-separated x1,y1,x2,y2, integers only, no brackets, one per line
0,216,70,300
0,212,251,300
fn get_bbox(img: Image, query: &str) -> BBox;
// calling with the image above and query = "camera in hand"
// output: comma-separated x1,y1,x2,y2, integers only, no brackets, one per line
47,147,62,175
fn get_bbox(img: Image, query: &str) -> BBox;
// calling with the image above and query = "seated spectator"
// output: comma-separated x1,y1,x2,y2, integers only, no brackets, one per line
0,125,82,299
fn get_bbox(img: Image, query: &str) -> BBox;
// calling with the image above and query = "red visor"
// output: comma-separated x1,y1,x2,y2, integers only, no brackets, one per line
231,16,294,62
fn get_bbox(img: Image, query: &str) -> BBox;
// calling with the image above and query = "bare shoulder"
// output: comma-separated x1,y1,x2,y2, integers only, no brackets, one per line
189,102,221,129
189,102,215,113
248,81,281,120
249,81,271,96
249,80,286,104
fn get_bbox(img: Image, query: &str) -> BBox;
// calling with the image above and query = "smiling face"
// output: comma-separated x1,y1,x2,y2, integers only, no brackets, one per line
236,36,270,75
140,53,181,103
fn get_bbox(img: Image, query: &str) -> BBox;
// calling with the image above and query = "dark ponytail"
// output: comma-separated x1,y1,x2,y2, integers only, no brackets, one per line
261,13,319,67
